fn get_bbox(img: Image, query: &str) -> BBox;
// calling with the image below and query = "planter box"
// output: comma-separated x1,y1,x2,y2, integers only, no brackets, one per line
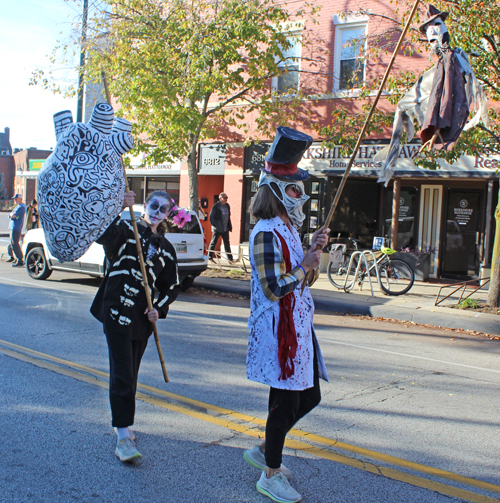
393,252,430,282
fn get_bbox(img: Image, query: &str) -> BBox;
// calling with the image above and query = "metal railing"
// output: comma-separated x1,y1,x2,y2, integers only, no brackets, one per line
434,277,490,306
207,250,250,273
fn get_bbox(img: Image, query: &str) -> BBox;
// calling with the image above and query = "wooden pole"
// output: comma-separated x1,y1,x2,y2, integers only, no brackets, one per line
302,0,421,290
102,72,169,383
391,178,401,250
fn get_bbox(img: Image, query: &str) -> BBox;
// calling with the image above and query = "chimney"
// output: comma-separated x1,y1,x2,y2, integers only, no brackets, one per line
4,127,9,139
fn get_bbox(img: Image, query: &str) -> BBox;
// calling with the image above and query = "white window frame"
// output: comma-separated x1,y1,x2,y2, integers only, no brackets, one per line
272,31,302,95
333,13,368,94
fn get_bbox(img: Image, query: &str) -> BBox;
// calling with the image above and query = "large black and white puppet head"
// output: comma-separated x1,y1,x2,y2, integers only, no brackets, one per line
258,127,313,229
37,103,134,262
419,4,450,52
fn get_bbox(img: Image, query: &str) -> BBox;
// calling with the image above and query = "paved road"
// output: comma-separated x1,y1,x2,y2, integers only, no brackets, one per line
1,262,500,502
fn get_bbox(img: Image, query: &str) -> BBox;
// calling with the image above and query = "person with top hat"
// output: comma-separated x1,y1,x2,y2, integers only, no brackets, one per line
243,127,329,503
8,193,26,267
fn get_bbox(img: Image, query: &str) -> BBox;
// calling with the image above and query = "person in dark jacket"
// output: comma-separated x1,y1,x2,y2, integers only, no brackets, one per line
208,192,234,262
91,190,181,463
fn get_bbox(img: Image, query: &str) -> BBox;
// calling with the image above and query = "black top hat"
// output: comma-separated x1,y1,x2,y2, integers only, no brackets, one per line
263,127,313,181
419,4,449,34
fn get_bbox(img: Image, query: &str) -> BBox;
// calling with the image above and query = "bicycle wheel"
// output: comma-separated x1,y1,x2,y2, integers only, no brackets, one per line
327,254,358,290
379,259,414,296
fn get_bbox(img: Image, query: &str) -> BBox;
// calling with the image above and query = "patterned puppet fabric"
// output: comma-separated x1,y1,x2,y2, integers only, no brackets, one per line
37,103,134,262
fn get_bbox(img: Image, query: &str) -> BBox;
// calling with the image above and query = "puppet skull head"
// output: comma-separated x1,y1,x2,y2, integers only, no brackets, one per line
425,17,450,51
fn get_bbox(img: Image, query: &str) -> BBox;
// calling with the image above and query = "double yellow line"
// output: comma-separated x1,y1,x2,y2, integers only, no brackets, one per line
1,337,499,503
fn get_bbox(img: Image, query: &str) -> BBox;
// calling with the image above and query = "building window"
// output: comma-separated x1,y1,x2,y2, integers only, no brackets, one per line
273,34,301,94
333,14,368,92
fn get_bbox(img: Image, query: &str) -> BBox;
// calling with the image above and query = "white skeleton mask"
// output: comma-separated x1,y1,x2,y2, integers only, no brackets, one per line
144,196,170,227
426,18,449,51
258,172,309,229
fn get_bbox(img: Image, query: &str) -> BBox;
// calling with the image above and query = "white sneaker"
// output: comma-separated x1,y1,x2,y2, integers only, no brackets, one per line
256,471,302,503
244,445,292,478
115,437,142,462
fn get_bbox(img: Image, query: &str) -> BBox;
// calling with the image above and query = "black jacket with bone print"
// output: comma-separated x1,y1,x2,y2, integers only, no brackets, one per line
91,218,180,339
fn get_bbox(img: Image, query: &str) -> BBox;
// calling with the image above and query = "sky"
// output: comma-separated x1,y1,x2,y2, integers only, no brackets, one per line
1,0,82,151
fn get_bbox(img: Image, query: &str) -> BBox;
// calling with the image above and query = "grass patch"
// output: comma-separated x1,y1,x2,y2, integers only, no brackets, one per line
227,269,244,276
458,298,481,309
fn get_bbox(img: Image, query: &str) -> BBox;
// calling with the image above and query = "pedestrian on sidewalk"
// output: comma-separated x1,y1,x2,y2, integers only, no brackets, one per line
208,192,234,262
8,193,26,267
244,127,330,503
90,190,181,463
25,199,39,231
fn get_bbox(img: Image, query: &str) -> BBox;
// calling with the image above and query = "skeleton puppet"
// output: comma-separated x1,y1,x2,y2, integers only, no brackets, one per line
375,4,489,186
37,103,134,261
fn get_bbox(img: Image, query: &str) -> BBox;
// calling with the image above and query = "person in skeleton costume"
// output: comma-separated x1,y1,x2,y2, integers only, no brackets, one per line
375,4,489,186
91,190,181,463
243,127,329,503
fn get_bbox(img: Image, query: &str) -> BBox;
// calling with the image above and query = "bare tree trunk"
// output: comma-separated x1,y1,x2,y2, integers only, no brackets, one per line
187,133,199,213
487,193,500,307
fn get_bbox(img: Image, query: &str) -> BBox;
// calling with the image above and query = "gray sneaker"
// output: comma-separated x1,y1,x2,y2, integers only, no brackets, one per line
244,445,292,478
115,437,142,462
256,471,302,503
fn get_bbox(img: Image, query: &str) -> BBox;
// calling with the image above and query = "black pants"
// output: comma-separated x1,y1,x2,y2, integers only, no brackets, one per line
265,356,321,469
104,326,149,428
208,230,233,261
10,230,23,262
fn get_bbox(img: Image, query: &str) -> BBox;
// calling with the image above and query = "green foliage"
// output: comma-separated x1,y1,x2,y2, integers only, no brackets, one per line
458,298,481,309
319,0,500,168
33,0,318,166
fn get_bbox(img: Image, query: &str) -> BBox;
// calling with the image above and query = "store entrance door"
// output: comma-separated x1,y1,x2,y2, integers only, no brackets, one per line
441,190,482,279
418,185,442,278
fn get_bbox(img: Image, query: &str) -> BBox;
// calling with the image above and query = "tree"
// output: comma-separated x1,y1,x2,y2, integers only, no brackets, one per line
317,0,500,306
33,0,322,212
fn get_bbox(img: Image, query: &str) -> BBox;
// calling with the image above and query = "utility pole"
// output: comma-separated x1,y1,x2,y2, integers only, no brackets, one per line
76,0,89,123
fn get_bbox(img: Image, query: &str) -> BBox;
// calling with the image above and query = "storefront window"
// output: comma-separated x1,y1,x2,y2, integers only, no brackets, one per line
383,188,417,249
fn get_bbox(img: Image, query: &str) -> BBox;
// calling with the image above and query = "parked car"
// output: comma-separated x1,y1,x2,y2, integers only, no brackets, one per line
21,205,208,291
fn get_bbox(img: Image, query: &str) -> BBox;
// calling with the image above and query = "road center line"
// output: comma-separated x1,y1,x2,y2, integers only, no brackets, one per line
1,338,499,502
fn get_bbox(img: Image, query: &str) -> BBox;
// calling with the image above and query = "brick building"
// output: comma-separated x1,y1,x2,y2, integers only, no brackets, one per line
176,0,499,282
0,127,15,202
13,148,53,204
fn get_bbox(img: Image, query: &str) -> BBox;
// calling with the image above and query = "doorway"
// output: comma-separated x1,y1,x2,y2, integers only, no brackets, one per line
418,185,442,277
441,190,482,279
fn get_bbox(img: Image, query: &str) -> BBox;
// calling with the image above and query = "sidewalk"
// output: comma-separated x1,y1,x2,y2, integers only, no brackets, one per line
195,261,500,336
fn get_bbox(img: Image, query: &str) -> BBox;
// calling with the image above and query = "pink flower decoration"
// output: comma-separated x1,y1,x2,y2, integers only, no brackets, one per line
171,207,191,228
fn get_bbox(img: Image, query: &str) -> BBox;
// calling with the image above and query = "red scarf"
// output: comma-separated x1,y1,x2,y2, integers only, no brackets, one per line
275,231,298,380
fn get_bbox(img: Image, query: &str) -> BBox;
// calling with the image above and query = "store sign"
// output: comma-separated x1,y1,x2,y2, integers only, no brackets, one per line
244,142,270,174
29,159,46,171
245,142,500,178
199,144,226,174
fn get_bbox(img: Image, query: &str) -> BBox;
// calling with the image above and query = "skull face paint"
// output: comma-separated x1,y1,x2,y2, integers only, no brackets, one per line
425,18,450,51
144,196,170,227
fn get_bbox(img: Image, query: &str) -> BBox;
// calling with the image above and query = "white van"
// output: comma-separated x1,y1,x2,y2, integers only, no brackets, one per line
21,206,207,291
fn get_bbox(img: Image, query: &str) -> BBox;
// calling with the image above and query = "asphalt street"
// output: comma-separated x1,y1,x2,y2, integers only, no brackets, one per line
1,262,500,502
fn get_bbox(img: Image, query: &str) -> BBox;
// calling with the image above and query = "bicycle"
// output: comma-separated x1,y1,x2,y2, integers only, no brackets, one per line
327,238,415,296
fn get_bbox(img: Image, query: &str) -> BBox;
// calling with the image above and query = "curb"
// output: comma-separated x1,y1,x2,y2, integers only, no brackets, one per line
193,276,500,336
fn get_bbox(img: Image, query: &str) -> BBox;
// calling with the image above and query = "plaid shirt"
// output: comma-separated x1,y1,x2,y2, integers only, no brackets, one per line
253,230,318,302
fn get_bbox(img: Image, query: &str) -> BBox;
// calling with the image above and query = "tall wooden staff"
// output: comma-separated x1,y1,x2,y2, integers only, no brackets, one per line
102,72,169,383
303,0,421,291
